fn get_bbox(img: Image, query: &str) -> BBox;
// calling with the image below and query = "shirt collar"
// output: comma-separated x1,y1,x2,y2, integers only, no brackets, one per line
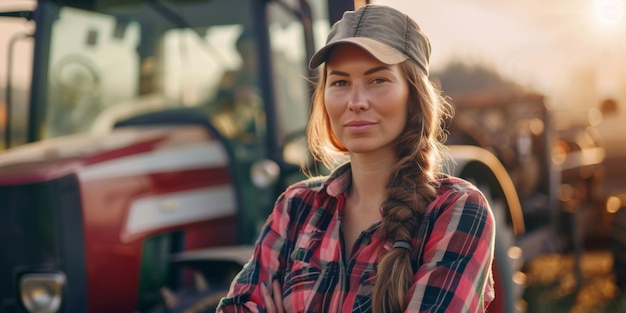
322,161,352,198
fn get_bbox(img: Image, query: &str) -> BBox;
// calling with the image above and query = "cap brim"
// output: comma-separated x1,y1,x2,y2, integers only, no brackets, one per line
308,37,408,70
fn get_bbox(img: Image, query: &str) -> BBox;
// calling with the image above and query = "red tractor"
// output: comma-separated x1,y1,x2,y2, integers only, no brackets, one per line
0,0,328,311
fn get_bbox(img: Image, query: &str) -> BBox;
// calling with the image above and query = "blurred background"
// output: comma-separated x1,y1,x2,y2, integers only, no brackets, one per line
375,1,626,311
376,0,626,175
1,0,625,312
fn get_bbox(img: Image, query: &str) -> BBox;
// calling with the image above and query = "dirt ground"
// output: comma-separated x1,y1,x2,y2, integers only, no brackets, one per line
523,250,626,313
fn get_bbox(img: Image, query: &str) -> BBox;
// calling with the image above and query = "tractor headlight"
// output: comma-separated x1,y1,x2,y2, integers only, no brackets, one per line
19,273,66,313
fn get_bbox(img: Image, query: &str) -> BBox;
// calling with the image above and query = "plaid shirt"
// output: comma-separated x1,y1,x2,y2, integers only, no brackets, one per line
217,163,495,312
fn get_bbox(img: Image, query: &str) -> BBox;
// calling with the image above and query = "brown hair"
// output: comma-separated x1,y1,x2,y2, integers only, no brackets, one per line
306,60,453,313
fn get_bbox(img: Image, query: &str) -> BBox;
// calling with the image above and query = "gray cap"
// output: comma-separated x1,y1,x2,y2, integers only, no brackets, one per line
309,4,431,75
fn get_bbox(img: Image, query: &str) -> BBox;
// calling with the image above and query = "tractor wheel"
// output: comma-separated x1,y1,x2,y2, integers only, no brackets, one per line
470,182,524,313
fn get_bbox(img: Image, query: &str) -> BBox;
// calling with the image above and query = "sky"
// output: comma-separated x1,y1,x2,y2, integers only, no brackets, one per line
377,0,626,100
377,0,626,155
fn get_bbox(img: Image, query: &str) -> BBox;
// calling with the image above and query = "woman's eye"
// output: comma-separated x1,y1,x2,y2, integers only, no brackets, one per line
330,80,348,87
372,78,388,84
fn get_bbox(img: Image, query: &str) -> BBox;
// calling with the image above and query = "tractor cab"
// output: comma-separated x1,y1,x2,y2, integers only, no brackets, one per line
0,0,341,312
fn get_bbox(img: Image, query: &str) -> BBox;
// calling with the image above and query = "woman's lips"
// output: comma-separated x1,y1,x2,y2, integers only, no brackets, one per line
345,120,376,131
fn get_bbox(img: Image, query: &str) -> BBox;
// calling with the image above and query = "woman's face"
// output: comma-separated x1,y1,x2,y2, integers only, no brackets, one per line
324,43,409,157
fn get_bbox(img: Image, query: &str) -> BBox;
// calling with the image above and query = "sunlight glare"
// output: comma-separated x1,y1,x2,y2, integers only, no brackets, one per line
594,0,625,26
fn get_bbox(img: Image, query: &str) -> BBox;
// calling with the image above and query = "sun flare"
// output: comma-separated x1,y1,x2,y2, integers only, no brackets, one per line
594,0,625,26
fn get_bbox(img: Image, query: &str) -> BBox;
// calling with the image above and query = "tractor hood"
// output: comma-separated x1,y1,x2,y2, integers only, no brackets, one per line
0,126,222,185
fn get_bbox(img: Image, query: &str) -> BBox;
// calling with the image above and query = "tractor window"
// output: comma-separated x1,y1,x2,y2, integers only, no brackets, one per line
162,24,265,142
267,1,311,166
41,0,261,142
0,11,34,149
207,25,266,142
45,7,140,138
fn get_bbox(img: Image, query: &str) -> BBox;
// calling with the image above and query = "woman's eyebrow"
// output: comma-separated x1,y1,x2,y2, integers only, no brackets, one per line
327,66,393,77
328,70,349,77
364,66,392,75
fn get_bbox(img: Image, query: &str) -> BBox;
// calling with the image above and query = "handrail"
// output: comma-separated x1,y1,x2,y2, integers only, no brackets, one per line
4,32,33,149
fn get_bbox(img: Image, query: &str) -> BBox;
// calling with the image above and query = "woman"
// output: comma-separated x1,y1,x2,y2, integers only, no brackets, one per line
217,4,495,313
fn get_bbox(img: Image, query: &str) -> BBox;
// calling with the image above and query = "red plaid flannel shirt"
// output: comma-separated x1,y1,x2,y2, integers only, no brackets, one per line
217,163,495,312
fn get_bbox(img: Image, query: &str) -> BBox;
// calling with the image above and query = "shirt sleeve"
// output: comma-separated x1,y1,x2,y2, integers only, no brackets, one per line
216,185,300,313
405,186,496,313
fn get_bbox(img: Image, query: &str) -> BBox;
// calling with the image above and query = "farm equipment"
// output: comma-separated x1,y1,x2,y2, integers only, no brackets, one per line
438,64,613,311
0,0,326,311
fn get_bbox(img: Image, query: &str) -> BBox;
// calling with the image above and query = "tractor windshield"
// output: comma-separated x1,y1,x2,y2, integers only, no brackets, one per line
0,2,35,149
35,0,311,146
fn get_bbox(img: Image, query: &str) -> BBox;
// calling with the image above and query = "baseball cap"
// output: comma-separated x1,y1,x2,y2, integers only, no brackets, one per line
309,4,431,75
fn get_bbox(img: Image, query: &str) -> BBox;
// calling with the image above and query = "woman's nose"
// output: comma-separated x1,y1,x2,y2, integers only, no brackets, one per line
347,85,368,111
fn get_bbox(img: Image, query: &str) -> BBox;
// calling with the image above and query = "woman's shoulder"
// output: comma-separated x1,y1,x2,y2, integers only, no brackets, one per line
280,162,351,200
435,174,481,195
271,175,335,235
281,175,328,198
429,174,489,212
274,175,332,217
